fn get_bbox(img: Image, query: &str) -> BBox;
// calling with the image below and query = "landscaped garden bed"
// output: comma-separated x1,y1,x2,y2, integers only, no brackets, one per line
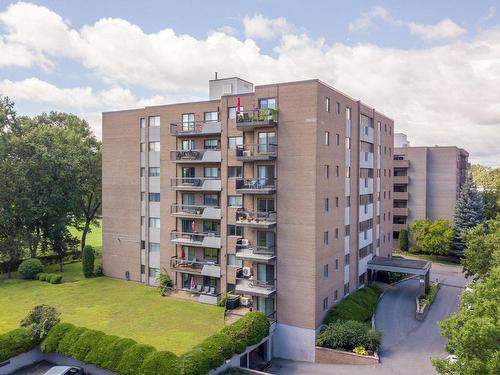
416,282,439,320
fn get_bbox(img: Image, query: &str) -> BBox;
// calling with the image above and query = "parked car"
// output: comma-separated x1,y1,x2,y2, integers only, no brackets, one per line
43,366,85,375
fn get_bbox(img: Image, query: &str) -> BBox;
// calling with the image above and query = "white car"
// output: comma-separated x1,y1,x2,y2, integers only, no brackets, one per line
43,366,85,375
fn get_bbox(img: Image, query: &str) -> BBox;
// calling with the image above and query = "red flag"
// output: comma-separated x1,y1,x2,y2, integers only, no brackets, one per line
237,96,241,112
191,220,196,233
190,275,195,289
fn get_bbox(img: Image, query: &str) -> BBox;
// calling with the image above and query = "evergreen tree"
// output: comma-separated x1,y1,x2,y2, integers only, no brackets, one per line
450,180,485,257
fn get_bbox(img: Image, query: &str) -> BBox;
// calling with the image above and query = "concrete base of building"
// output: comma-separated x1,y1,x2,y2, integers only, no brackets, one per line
273,323,316,362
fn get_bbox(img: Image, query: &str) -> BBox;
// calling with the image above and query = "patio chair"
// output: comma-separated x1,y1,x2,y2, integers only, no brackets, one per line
209,287,215,295
196,285,202,293
203,286,210,294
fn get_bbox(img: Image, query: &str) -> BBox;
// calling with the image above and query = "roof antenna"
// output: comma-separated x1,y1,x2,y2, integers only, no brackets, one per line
215,72,218,80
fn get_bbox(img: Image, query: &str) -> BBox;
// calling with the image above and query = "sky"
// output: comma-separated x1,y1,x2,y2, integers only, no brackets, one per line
0,0,499,166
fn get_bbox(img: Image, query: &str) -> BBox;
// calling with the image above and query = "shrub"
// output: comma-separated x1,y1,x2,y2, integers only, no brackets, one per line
84,334,120,367
69,329,105,361
99,337,138,372
139,351,178,375
18,258,44,279
221,311,270,354
94,262,103,276
353,346,368,355
20,305,60,342
56,326,87,357
399,229,409,251
177,347,210,375
82,245,95,278
41,323,75,353
38,273,47,281
157,271,173,295
376,271,408,284
195,333,234,370
0,328,37,362
316,320,381,352
116,343,156,375
49,274,63,284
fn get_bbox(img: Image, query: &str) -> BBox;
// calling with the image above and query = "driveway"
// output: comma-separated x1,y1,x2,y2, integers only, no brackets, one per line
10,361,54,375
268,262,466,375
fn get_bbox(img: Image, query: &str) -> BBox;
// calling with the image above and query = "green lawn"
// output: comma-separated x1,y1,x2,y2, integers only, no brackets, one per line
0,262,225,354
393,251,460,266
68,219,102,251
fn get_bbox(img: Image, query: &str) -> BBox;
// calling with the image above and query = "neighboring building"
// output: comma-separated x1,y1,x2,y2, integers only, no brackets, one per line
102,77,394,361
392,133,469,239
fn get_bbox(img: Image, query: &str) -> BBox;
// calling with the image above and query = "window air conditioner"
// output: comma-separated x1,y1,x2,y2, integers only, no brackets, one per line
242,267,252,277
240,296,250,306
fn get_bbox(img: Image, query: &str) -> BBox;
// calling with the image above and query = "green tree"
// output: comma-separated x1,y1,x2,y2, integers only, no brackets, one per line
399,229,409,251
471,164,500,220
461,216,500,281
410,218,453,255
451,180,485,257
82,245,95,278
431,267,500,375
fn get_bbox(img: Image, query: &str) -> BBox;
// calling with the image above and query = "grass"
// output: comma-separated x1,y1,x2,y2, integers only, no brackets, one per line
68,219,102,252
0,262,225,355
394,251,460,266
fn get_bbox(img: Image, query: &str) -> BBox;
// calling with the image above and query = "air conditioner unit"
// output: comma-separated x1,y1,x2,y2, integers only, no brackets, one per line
242,267,252,277
240,297,250,307
243,150,252,157
240,238,249,247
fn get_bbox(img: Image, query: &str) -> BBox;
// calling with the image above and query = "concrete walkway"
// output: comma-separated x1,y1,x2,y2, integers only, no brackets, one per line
268,263,466,375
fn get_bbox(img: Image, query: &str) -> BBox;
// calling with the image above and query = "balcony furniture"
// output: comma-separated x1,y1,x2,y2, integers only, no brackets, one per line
203,286,210,294
196,285,202,293
209,287,216,295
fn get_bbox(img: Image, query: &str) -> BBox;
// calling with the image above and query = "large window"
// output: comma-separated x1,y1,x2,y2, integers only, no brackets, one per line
227,225,243,236
148,167,160,177
204,193,219,206
228,107,237,119
228,166,242,177
148,193,160,202
204,167,219,178
181,113,195,131
149,267,159,278
228,196,243,207
148,116,160,127
149,217,160,228
204,111,218,122
204,248,218,262
203,220,219,234
257,198,275,213
258,132,276,153
228,136,243,150
149,141,160,152
204,139,219,150
258,97,276,109
227,254,243,267
181,139,195,150
148,242,160,252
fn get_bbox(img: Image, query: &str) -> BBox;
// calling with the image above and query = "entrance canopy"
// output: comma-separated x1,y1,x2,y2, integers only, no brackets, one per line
367,256,431,275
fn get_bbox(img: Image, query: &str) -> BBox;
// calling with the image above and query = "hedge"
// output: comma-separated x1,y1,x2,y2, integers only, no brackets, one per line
0,251,82,274
0,328,37,362
18,258,44,279
82,245,95,278
41,311,270,375
35,273,63,284
316,320,382,352
323,285,382,325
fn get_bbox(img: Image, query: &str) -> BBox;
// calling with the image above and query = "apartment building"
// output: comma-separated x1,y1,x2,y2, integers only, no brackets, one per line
392,133,469,239
102,77,394,361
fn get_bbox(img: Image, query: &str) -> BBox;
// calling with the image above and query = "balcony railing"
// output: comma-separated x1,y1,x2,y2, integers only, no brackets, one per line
236,210,277,228
235,277,276,297
171,177,222,191
235,178,276,194
170,149,221,163
170,121,222,136
170,231,222,248
170,204,221,220
236,109,278,130
235,240,276,263
170,256,221,278
236,144,277,161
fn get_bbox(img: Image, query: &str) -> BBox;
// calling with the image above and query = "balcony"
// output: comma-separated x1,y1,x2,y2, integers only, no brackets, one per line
170,149,221,163
170,231,222,249
394,159,409,168
236,144,277,161
393,175,409,184
235,178,276,194
170,204,221,220
235,241,276,263
235,278,276,297
393,207,409,216
170,256,221,278
393,191,408,200
170,121,222,136
236,109,278,131
393,223,408,232
171,177,222,191
236,210,276,228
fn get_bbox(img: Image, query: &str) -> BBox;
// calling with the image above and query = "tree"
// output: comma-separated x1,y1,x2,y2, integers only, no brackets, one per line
451,180,485,257
461,216,500,281
471,164,500,220
410,218,453,255
399,229,409,251
432,267,500,375
82,245,95,278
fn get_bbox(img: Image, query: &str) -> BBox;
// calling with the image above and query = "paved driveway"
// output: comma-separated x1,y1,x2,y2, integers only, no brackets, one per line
268,262,466,375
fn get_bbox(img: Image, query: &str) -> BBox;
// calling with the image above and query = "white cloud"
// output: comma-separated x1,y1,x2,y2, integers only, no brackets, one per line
409,18,466,42
243,14,294,39
0,3,499,165
348,5,402,32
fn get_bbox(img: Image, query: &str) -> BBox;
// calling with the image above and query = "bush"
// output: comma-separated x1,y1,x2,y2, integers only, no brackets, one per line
221,311,270,354
116,343,156,375
56,326,87,357
316,320,381,352
353,346,368,355
99,337,138,372
376,271,408,284
38,273,47,281
41,323,75,353
196,333,234,370
82,245,95,278
69,329,105,361
139,351,178,375
18,258,44,279
94,262,103,276
323,285,382,325
49,274,63,284
399,229,409,251
177,347,210,375
84,334,120,367
0,328,37,362
20,305,60,342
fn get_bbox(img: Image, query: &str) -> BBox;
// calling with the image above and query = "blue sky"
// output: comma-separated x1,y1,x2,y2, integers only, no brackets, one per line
0,0,499,165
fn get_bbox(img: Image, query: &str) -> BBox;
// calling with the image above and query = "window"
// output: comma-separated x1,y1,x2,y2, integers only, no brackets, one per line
336,165,340,177
227,225,243,236
359,244,373,258
228,136,243,150
204,248,218,262
388,191,391,199
384,146,387,155
149,141,160,152
335,259,339,269
149,217,160,228
345,225,350,236
148,242,160,252
148,167,160,177
325,131,330,145
344,282,350,295
181,139,195,150
258,132,276,153
335,134,340,145
335,196,339,208
324,264,329,278
182,167,195,179
228,166,242,177
345,166,350,178
203,220,219,234
257,198,275,213
324,198,329,212
140,167,145,177
335,228,339,239
323,297,328,311
345,196,350,207
140,143,145,152
334,290,338,301
149,193,160,202
140,216,145,226
336,102,340,114
325,97,330,112
325,165,330,179
182,113,195,128
148,116,160,127
377,121,381,132
140,118,146,128
346,107,351,120
141,192,145,201
384,123,387,132
324,231,329,245
359,273,366,286
204,139,219,150
258,97,276,109
141,265,145,274
345,253,350,265
228,196,243,207
346,137,351,149
389,126,392,135
204,193,219,206
228,107,237,119
227,254,243,267
204,111,218,122
204,167,219,178
149,267,159,278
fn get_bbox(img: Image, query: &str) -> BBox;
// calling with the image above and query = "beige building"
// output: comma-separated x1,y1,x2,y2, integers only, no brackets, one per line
392,133,469,239
102,77,394,361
